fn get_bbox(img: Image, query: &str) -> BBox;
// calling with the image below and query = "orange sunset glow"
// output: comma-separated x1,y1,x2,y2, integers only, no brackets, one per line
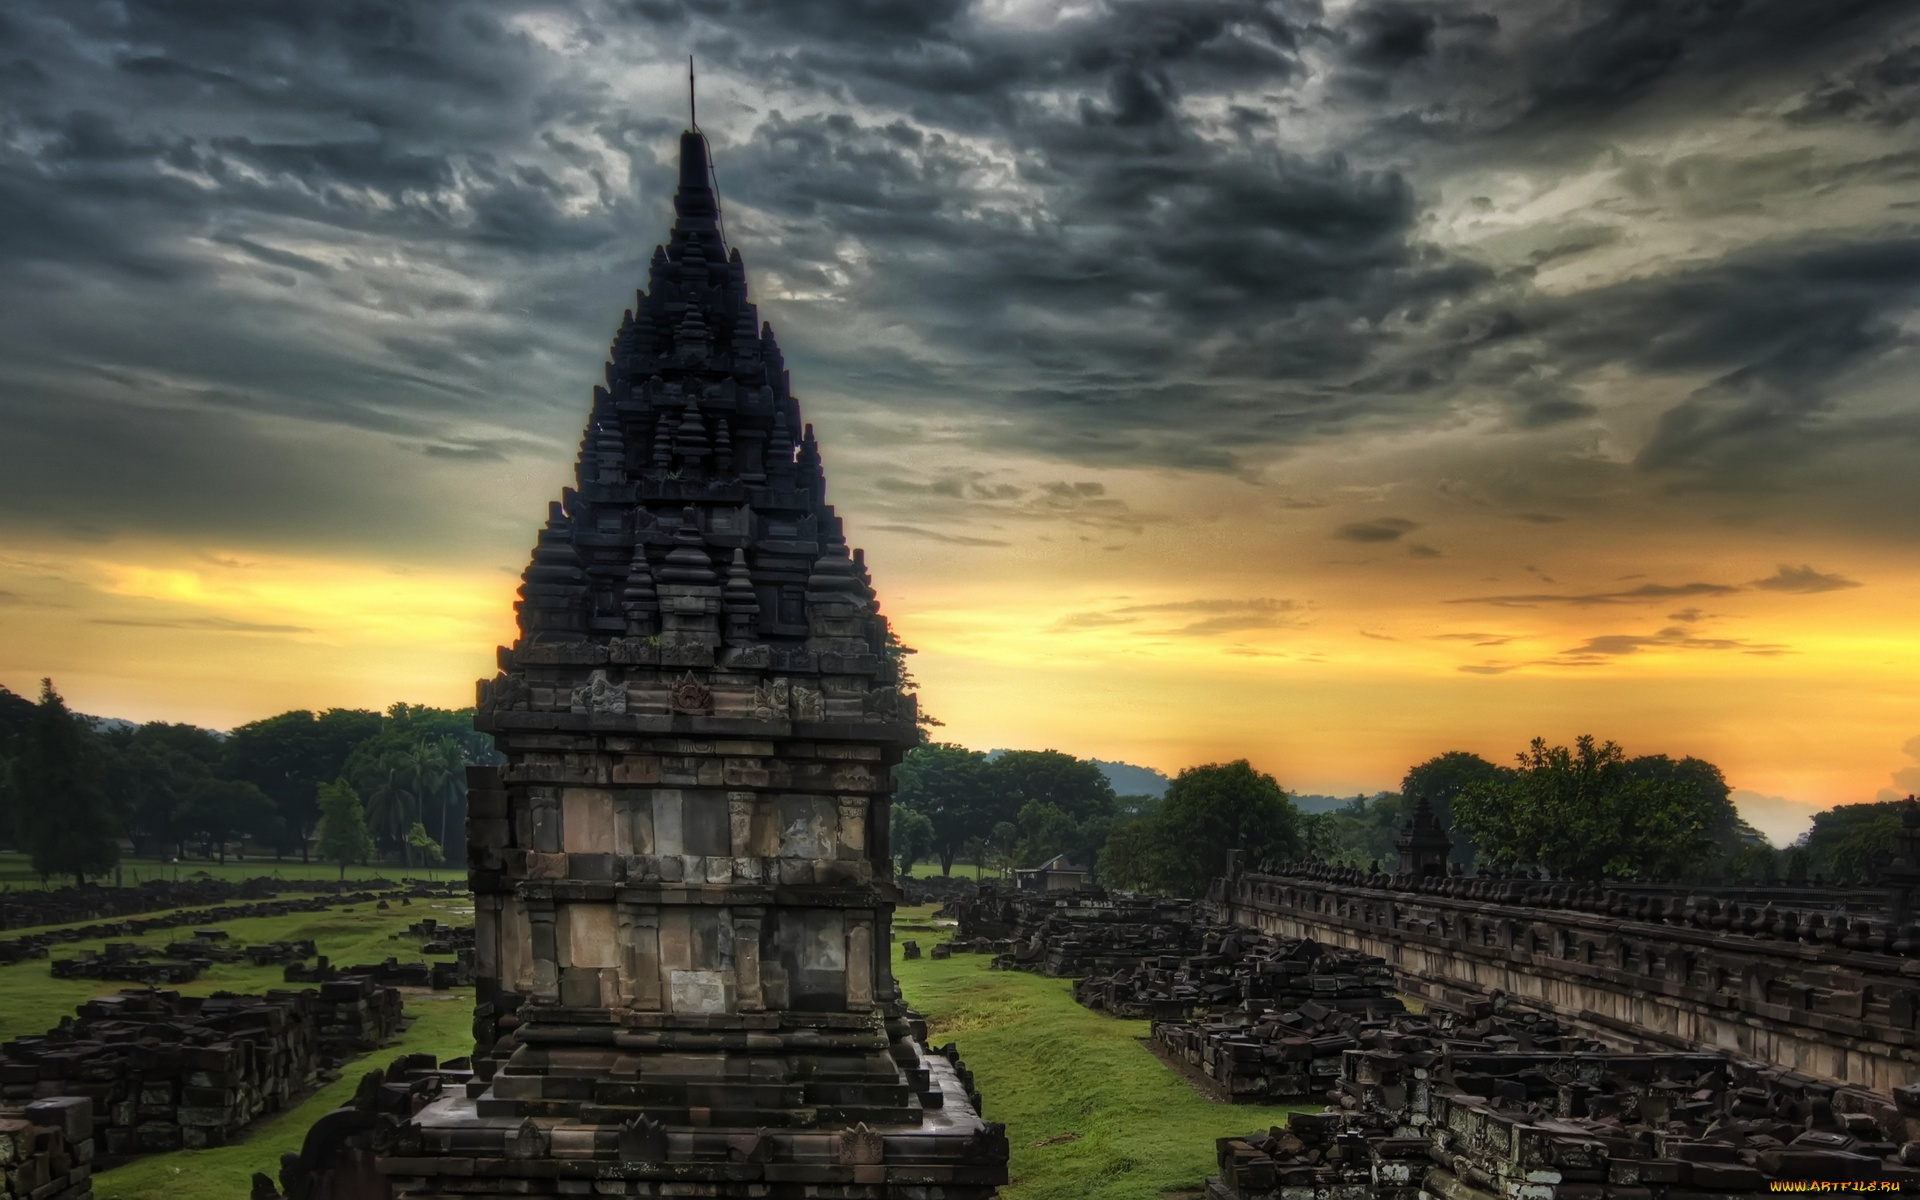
4,3,1919,849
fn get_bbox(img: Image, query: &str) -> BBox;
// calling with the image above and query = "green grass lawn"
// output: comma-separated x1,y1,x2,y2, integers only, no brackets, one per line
0,892,474,1040
901,859,1007,880
0,850,447,888
891,904,1307,1200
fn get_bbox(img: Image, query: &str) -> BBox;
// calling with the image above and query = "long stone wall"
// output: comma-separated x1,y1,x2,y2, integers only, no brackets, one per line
1212,861,1920,1094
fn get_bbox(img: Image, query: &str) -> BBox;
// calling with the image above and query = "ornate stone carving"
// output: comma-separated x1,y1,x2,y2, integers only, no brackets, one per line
835,1122,884,1165
751,677,790,721
484,672,531,713
862,685,903,720
669,670,712,714
569,668,625,715
505,1118,546,1160
790,684,824,722
618,1114,668,1163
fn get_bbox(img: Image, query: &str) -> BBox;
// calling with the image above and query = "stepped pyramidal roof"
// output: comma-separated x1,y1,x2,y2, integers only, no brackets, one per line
482,130,914,735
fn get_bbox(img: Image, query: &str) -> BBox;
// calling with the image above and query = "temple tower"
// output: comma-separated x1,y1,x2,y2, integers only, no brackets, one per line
383,131,1007,1199
1394,797,1452,879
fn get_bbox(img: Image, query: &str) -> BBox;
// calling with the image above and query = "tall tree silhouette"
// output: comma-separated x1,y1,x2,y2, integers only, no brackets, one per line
10,680,118,887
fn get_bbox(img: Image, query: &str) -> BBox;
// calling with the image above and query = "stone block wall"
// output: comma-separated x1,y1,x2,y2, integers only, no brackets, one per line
1215,862,1920,1092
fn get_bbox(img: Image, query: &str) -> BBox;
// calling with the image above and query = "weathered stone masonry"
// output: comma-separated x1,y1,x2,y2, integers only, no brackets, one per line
1214,856,1920,1095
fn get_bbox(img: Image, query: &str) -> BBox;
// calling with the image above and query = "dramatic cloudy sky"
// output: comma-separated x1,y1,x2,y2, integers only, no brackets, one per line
4,0,1918,841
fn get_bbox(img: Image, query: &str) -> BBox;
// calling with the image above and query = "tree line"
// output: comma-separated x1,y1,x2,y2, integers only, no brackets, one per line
892,737,1903,894
0,680,499,886
4,676,1897,891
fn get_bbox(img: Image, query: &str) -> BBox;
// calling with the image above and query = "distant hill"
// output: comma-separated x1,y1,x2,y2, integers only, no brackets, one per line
980,750,1172,799
1091,759,1171,798
1291,792,1399,814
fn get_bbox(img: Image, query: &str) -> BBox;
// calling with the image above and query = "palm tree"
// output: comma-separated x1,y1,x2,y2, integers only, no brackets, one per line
426,738,469,855
353,754,418,867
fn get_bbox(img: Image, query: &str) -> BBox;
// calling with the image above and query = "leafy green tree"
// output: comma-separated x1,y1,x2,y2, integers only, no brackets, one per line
1800,798,1903,880
1096,817,1162,891
225,708,384,861
893,743,997,875
100,722,224,858
403,737,468,862
1453,736,1726,880
989,750,1116,822
10,680,119,886
1829,811,1899,880
990,749,1118,870
0,682,35,748
985,820,1019,875
181,778,273,864
351,748,420,865
1142,760,1301,896
1401,751,1507,866
407,821,445,874
1306,793,1405,867
383,703,498,766
0,683,35,847
892,804,935,875
1013,799,1114,871
316,780,376,880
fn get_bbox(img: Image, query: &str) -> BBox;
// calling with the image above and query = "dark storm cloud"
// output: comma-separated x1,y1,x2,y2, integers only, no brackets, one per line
862,469,1158,533
1449,581,1741,608
1387,235,1920,488
868,524,1012,547
1334,518,1418,542
1789,42,1920,126
1751,564,1862,593
1321,0,1904,139
0,0,1915,558
1554,627,1790,660
89,616,313,635
1452,567,1868,612
717,97,1461,469
1049,596,1301,636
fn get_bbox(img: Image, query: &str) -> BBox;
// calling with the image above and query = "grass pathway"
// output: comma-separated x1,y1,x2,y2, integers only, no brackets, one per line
892,906,1305,1200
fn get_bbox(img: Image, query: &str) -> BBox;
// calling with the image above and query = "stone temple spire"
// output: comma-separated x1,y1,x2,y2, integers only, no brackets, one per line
413,129,1008,1200
667,130,724,267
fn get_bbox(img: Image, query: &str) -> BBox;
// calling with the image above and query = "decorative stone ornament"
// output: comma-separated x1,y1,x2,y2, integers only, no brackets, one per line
667,669,711,714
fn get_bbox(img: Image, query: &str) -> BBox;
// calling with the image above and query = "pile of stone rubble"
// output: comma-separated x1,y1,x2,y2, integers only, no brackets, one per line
0,983,403,1165
938,885,1222,980
1205,998,1918,1198
1077,928,1396,1021
0,1096,96,1200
